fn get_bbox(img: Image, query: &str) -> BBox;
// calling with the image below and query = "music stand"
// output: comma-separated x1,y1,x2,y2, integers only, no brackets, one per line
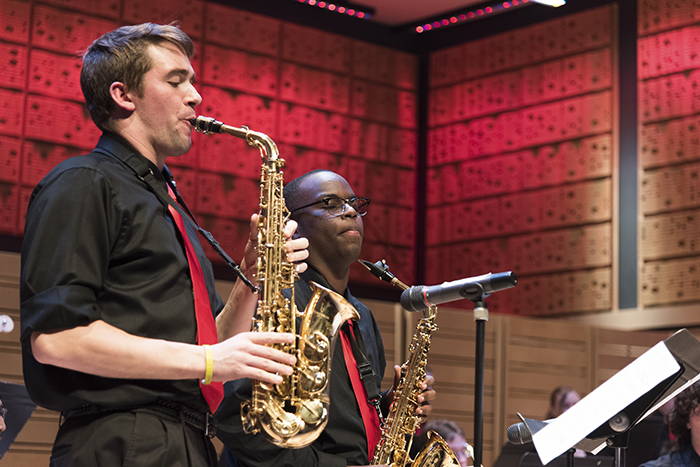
0,382,37,459
517,329,700,467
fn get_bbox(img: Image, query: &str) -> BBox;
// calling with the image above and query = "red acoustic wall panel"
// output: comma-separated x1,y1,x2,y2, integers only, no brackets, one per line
205,3,280,56
123,0,203,38
21,141,81,186
28,49,83,102
0,182,20,234
31,5,118,54
0,0,30,44
0,88,24,137
0,136,20,183
0,41,26,90
202,45,278,97
280,63,350,113
352,42,417,91
198,216,251,265
281,23,350,74
426,6,615,316
639,0,700,36
24,95,100,149
40,0,120,19
0,0,418,280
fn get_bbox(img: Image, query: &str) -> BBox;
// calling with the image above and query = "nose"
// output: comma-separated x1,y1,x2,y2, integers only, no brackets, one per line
187,82,202,108
340,201,358,218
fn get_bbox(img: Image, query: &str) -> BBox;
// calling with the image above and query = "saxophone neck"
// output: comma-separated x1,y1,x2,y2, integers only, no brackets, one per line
191,115,281,166
422,306,437,320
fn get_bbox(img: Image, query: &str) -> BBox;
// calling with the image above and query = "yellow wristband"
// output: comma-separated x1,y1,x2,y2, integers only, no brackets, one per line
201,345,213,385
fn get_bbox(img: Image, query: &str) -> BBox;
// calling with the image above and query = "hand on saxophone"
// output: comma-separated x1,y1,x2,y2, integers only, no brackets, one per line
386,365,437,418
240,214,309,280
282,218,309,273
209,332,298,384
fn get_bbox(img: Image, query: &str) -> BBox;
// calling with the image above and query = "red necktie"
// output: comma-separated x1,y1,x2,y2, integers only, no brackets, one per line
340,321,382,460
167,186,224,413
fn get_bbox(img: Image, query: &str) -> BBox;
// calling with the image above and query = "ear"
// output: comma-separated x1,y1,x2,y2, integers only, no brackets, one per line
109,82,136,113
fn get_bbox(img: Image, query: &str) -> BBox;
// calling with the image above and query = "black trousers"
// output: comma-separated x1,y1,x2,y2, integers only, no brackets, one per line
50,407,218,467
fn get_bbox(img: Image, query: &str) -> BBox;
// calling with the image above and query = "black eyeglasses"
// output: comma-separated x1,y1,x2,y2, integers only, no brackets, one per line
290,196,370,217
0,406,7,419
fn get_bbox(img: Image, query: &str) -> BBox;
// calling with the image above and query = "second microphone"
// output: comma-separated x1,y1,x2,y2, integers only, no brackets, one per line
400,271,517,312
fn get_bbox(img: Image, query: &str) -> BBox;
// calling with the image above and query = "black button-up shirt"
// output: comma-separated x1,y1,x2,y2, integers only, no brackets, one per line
20,132,223,414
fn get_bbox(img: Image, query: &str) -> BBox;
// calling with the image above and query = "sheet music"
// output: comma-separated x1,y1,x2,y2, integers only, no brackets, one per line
532,341,680,465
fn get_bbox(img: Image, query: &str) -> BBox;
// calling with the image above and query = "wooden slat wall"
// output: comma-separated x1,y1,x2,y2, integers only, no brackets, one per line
416,307,500,467
593,328,672,388
501,316,593,437
0,251,59,465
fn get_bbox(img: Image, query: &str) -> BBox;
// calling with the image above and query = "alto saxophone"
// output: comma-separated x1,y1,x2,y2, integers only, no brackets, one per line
360,259,464,467
192,116,360,448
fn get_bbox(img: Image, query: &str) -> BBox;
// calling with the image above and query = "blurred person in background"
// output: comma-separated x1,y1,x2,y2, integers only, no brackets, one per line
639,382,700,467
545,386,581,419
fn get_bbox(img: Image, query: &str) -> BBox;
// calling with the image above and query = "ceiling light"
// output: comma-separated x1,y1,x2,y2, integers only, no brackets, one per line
415,1,530,33
295,0,374,19
531,0,566,6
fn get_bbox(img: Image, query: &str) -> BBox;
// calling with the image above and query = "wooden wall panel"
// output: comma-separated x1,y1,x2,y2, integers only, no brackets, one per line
593,328,670,387
0,252,58,465
639,1,700,315
502,316,592,434
418,307,500,467
640,256,700,306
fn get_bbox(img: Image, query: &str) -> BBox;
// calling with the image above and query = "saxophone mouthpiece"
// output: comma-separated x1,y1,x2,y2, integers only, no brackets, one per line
190,115,223,135
359,259,393,282
358,259,408,290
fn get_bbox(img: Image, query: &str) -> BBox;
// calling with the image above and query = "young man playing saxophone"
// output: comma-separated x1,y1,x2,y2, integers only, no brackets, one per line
217,169,436,467
20,23,308,467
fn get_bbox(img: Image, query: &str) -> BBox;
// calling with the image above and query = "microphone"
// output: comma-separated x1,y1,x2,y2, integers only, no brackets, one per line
506,422,533,444
400,271,517,312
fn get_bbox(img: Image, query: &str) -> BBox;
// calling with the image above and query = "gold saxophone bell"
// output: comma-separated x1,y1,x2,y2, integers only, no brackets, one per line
413,431,465,467
193,116,360,448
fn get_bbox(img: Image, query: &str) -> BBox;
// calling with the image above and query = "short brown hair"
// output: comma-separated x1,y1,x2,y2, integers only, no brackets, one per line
80,22,195,130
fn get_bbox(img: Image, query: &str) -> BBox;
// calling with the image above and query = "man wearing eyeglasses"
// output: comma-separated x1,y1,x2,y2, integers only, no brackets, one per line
216,169,435,467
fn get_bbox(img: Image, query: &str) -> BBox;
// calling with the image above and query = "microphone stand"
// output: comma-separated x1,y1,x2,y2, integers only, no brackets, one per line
472,298,489,467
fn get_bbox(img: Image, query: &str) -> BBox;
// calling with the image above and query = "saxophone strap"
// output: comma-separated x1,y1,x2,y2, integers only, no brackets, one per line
92,145,257,292
342,322,385,427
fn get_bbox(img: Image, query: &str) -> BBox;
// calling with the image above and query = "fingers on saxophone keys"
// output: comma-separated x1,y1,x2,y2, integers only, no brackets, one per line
416,402,432,416
253,331,296,345
247,352,295,380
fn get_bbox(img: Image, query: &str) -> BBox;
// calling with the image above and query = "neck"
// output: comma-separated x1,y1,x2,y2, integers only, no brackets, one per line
309,262,350,295
108,123,165,170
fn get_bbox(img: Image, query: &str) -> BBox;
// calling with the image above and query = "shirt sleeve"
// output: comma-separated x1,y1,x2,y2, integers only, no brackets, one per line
20,165,120,346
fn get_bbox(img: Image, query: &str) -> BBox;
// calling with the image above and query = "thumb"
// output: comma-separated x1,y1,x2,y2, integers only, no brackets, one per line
393,364,401,389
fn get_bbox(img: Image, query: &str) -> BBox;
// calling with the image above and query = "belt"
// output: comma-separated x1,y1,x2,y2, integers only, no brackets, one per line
60,400,218,438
